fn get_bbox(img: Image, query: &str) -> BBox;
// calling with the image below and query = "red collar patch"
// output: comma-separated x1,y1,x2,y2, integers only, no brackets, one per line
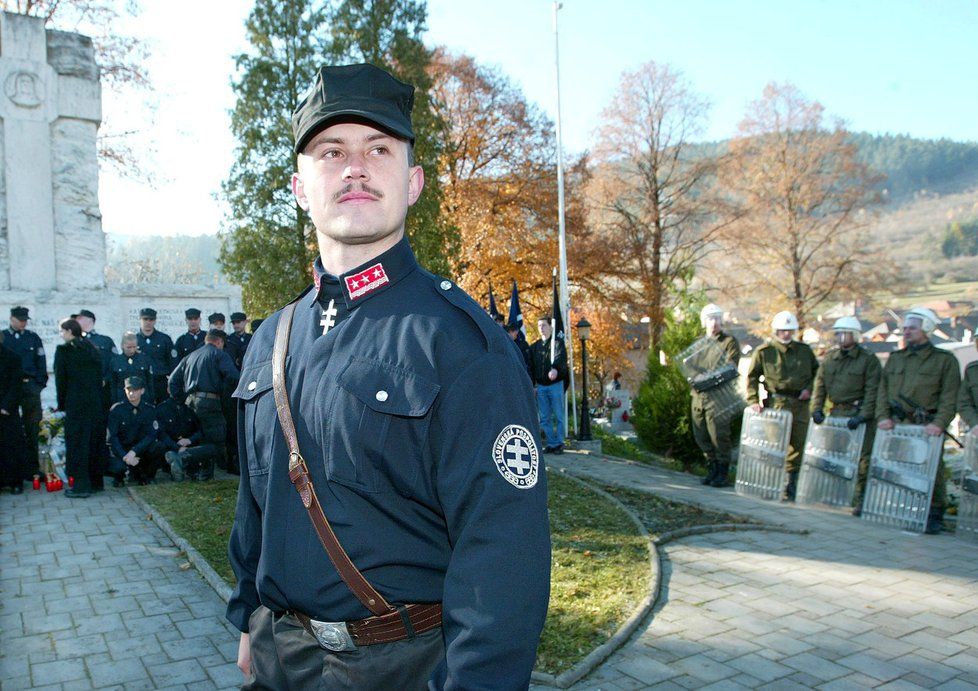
345,263,389,301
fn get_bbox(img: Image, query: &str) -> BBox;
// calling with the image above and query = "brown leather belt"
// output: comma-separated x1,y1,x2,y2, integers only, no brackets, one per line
191,391,221,400
291,603,443,648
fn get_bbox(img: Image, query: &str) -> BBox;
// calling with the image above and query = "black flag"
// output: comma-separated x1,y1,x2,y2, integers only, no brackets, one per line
488,282,500,319
550,268,565,363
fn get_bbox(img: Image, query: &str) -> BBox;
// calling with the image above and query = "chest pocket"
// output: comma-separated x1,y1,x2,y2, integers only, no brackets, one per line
233,361,278,488
325,357,440,493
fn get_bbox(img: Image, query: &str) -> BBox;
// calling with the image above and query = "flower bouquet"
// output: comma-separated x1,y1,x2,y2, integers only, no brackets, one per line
38,410,67,484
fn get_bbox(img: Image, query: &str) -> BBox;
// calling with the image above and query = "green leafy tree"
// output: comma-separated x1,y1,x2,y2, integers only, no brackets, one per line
219,0,326,315
941,220,978,258
221,0,456,314
326,0,457,277
630,290,706,471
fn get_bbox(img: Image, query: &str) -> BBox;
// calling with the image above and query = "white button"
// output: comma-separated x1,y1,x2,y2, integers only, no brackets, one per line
247,381,257,391
375,390,389,402
440,280,452,290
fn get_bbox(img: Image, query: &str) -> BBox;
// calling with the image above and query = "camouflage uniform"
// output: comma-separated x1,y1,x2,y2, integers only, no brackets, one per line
875,342,959,513
747,339,819,498
690,332,741,486
811,345,882,508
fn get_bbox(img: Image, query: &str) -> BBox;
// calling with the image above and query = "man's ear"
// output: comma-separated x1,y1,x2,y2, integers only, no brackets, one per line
292,171,309,211
407,165,425,207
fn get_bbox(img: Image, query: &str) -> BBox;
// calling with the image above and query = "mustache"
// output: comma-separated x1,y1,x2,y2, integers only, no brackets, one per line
332,183,385,202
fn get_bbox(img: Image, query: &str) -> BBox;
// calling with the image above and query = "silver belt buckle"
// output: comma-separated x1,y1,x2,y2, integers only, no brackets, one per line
308,618,357,652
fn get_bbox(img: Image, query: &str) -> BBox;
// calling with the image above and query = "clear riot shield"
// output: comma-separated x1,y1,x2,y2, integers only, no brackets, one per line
956,432,978,541
678,337,744,421
735,407,792,500
861,424,943,533
796,417,865,508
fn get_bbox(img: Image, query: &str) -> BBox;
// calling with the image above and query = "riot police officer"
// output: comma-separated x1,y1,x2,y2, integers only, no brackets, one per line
174,308,205,362
137,307,175,404
5,306,46,482
226,64,550,690
876,306,960,534
959,332,978,439
747,311,819,502
692,304,741,488
109,333,155,404
810,316,881,514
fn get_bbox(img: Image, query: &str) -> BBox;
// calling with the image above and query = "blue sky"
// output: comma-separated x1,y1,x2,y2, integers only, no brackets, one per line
100,0,978,238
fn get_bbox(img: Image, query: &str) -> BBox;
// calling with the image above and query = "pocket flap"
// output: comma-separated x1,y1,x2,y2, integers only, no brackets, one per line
338,357,439,417
234,361,273,400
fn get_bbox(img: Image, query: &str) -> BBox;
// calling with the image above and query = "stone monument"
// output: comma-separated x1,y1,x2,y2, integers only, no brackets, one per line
0,11,240,399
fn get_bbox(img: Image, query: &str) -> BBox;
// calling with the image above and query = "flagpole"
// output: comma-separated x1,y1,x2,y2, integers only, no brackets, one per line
553,0,578,436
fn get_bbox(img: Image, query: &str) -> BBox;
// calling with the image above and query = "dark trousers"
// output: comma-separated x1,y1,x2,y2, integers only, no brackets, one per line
114,442,165,483
153,375,169,405
0,412,27,488
187,396,225,469
19,386,42,478
245,606,444,691
64,414,101,493
173,443,221,480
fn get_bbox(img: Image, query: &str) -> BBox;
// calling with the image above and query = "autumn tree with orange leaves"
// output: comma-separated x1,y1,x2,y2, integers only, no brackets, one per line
429,50,605,313
717,82,885,329
586,61,733,352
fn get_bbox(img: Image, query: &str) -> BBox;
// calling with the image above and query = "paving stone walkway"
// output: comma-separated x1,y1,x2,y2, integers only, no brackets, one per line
546,452,978,690
4,454,978,690
0,485,241,690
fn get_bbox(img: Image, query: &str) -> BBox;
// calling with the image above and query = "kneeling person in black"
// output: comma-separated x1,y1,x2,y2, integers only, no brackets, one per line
156,393,220,481
107,376,164,486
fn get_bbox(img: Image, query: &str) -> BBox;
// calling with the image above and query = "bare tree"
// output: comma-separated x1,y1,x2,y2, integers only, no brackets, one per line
2,0,153,178
718,82,885,328
587,61,731,351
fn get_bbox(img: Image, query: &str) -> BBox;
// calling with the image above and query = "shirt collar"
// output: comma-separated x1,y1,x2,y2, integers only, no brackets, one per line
311,235,418,310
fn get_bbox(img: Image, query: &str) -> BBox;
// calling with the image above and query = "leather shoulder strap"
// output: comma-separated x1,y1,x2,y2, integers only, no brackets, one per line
272,300,393,616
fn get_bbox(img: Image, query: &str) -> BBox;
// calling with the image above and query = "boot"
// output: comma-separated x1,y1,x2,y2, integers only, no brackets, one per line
710,464,731,487
924,509,945,535
701,461,718,486
779,471,798,502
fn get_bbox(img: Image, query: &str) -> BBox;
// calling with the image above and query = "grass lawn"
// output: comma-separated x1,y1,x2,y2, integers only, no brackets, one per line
592,425,700,476
137,479,239,585
137,471,737,675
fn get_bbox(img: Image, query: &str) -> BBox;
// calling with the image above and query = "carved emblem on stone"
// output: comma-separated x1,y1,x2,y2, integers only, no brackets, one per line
6,71,43,108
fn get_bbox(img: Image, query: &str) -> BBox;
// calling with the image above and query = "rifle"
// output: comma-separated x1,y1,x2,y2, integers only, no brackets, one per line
890,396,964,448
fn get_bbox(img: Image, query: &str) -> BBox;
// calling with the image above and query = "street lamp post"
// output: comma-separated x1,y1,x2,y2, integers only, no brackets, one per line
577,317,592,442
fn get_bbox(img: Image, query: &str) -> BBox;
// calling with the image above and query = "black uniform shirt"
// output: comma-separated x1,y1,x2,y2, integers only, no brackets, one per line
226,237,551,690
107,400,159,457
4,328,47,388
225,332,253,370
109,352,155,404
137,329,175,376
156,398,203,451
84,331,117,380
168,343,239,400
174,330,205,363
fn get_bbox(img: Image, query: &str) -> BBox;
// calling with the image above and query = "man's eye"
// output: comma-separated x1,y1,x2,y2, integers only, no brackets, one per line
322,149,342,159
370,146,389,155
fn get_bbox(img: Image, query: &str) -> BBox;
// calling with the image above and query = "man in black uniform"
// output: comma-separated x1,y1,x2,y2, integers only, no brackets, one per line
208,312,227,331
157,394,220,481
174,308,205,362
107,376,164,486
5,306,46,483
0,331,27,493
169,329,239,473
137,307,175,404
224,312,252,474
225,312,252,370
109,333,155,404
227,64,550,690
76,308,116,489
